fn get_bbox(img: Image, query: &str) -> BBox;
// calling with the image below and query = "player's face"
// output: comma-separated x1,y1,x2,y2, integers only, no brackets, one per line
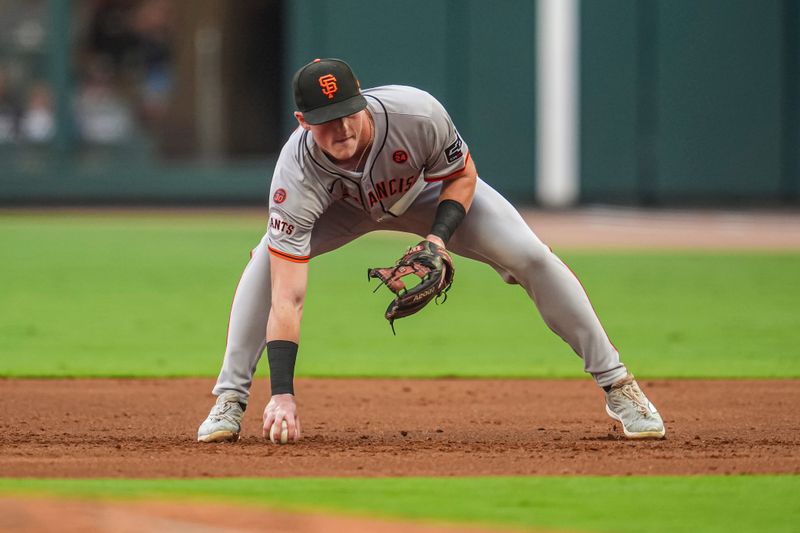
295,110,369,163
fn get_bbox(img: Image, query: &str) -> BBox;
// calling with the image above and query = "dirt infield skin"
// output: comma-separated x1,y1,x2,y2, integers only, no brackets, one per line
1,378,798,478
0,497,524,533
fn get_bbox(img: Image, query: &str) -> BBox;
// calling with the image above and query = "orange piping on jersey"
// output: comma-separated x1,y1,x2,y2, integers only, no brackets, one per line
424,151,471,182
268,246,310,263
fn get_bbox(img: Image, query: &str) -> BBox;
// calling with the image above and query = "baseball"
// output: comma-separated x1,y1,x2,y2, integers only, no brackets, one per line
270,420,289,444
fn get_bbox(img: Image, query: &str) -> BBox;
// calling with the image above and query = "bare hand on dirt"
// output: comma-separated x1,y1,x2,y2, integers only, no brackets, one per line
262,393,301,444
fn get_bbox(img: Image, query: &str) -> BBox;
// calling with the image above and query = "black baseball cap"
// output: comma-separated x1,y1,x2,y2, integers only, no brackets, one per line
292,58,368,125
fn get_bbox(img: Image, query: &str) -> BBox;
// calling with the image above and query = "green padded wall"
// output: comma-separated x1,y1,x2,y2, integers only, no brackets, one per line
656,0,783,201
4,1,796,205
581,0,797,205
580,0,639,203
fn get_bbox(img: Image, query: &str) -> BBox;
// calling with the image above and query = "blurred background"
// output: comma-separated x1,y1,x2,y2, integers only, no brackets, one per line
0,0,797,206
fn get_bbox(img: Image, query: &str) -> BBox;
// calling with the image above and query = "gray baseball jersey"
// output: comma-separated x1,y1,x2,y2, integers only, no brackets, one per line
212,85,628,402
267,85,469,263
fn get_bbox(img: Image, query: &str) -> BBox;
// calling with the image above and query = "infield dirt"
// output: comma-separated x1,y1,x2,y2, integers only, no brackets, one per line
1,378,797,478
0,497,520,533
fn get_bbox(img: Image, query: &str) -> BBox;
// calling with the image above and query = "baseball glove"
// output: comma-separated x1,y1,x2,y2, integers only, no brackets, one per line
368,240,455,333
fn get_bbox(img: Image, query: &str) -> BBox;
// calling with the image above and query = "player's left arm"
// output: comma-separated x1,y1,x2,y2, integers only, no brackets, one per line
426,156,477,247
368,162,473,327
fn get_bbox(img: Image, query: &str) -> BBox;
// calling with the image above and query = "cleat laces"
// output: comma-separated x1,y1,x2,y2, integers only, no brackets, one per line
209,399,240,424
617,383,650,416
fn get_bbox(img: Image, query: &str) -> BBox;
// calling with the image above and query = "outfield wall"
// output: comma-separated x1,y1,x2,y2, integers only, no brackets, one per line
0,0,797,206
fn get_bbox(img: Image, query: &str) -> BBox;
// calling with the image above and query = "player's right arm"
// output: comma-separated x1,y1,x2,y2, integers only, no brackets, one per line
266,253,308,343
261,128,329,443
262,253,308,443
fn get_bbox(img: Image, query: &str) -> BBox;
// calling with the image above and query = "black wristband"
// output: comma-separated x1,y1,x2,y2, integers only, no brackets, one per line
429,199,467,245
266,340,298,395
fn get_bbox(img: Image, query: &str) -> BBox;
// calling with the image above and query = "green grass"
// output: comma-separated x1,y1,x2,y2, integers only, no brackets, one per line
0,476,797,533
1,212,798,378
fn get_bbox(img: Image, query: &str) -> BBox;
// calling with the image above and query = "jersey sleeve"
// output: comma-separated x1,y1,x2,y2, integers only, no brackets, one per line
423,97,471,182
267,204,312,263
265,134,323,263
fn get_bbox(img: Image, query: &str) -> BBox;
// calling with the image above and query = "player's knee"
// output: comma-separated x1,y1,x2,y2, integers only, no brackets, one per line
498,270,519,285
503,244,552,280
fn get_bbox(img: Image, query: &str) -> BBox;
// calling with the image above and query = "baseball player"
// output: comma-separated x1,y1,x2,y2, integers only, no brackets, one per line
198,58,665,444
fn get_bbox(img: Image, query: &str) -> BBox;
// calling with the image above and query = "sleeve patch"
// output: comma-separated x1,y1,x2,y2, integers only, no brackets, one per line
445,133,464,164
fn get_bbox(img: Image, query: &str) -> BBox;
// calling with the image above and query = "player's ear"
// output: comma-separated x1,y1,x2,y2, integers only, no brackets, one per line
294,112,311,131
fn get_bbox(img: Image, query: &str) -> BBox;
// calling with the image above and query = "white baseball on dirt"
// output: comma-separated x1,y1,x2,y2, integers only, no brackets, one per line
270,420,289,444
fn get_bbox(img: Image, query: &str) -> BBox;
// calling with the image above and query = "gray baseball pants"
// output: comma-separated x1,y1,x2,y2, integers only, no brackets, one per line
213,178,628,402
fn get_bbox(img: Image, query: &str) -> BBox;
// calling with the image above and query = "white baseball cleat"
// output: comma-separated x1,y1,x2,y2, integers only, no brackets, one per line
197,391,245,443
605,374,666,439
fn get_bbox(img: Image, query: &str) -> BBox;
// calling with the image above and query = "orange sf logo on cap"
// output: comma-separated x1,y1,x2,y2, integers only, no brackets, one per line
319,74,338,99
